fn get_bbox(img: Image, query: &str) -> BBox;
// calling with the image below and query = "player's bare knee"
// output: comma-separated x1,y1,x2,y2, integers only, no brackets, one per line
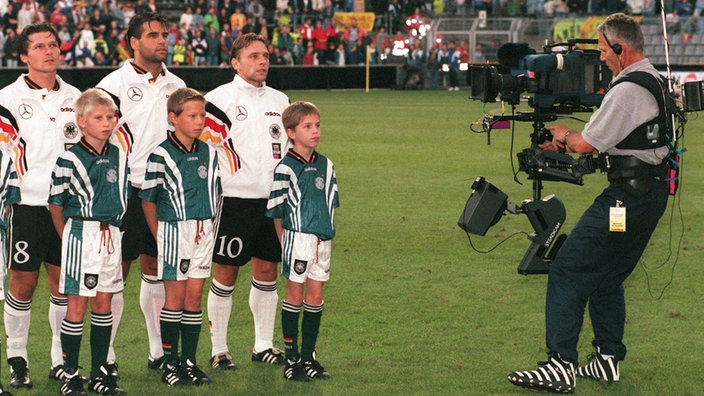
140,254,158,275
8,270,39,300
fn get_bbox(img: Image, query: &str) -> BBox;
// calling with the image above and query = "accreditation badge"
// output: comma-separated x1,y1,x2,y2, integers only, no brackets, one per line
609,200,626,232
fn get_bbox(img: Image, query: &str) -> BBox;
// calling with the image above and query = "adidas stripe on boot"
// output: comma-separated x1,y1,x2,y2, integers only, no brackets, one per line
576,347,620,382
508,353,575,394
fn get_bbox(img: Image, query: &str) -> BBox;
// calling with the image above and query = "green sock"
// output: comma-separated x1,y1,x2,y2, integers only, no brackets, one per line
60,319,84,370
180,310,202,363
160,308,182,366
301,302,323,362
281,300,302,360
89,312,112,379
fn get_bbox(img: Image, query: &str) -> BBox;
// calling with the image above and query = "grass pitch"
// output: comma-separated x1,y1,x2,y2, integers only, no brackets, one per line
16,90,704,395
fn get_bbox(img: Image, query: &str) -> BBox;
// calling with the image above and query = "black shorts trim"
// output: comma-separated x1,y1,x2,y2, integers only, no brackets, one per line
212,197,281,266
8,205,61,271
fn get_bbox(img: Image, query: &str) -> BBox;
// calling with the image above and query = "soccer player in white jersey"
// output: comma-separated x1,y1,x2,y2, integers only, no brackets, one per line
97,11,186,374
201,33,290,369
0,22,81,388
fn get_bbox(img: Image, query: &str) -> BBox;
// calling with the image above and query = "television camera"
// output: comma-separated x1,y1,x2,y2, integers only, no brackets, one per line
459,38,696,275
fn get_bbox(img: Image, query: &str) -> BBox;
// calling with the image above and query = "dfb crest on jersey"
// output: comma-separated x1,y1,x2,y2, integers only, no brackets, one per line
84,273,99,289
180,259,190,274
64,122,79,139
315,176,325,190
198,164,207,179
106,168,118,183
269,124,282,139
294,259,307,275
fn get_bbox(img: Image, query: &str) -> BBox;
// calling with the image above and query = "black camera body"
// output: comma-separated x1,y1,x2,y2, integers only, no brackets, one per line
470,39,612,114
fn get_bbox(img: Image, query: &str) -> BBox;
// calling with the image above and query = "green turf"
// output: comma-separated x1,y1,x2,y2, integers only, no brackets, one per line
15,89,704,395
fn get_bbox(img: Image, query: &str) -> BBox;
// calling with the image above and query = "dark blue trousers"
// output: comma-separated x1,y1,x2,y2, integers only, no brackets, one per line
545,181,669,363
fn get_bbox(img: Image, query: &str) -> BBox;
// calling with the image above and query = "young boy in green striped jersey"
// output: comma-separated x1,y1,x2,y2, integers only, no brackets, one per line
48,88,129,395
265,101,339,381
140,88,221,387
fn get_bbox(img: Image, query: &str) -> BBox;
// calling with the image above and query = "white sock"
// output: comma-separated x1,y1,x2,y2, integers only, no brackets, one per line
107,290,124,362
207,279,234,356
49,295,68,367
249,279,278,353
140,274,165,360
4,293,30,361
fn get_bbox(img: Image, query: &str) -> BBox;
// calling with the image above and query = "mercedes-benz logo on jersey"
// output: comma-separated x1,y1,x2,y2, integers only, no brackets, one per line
127,87,143,102
198,165,207,179
269,124,281,139
18,104,33,119
235,106,247,121
315,176,325,190
64,122,79,139
106,169,118,183
84,274,98,289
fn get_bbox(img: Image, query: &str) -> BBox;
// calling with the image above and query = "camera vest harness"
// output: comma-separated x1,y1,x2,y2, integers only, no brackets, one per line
609,71,673,151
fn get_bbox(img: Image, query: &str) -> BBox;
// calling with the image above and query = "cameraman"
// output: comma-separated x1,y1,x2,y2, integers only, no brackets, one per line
508,13,671,393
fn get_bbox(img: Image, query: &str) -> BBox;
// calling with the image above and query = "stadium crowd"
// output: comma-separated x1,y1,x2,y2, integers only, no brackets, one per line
0,0,701,69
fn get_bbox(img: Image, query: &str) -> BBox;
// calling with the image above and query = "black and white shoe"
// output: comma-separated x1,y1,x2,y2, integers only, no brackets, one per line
303,352,331,380
576,347,620,382
49,364,67,381
103,361,120,380
283,357,310,382
182,359,210,386
508,353,575,394
0,381,12,395
60,371,85,396
210,352,238,370
147,355,164,370
88,367,124,395
8,357,32,389
161,361,185,387
252,348,285,365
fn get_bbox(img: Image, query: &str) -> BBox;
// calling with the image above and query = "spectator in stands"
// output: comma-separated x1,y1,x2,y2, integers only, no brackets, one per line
17,0,38,33
220,24,236,64
206,24,220,65
180,7,194,31
241,16,257,35
427,40,444,89
78,21,94,52
110,2,126,29
259,17,270,41
347,40,364,65
3,28,18,67
269,43,284,64
321,41,336,64
121,2,134,27
674,0,692,16
312,20,328,52
343,17,365,49
389,0,403,33
334,42,345,65
281,46,294,65
192,28,207,65
230,7,246,31
292,36,305,64
135,0,150,14
51,4,68,27
89,7,110,35
445,39,460,91
173,38,187,65
248,0,266,24
2,3,18,33
76,52,95,67
302,43,318,65
193,6,205,30
93,31,109,58
204,7,220,33
320,0,334,19
299,17,313,48
374,26,389,63
277,24,295,53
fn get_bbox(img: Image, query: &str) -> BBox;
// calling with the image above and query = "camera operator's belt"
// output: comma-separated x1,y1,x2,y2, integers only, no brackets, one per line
602,155,667,196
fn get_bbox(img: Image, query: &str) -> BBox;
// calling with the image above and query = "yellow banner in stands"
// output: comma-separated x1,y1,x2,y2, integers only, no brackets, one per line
333,12,375,32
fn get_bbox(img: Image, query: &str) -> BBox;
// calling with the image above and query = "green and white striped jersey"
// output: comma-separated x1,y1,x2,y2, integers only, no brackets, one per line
140,133,221,222
0,148,20,231
48,139,129,226
266,149,339,241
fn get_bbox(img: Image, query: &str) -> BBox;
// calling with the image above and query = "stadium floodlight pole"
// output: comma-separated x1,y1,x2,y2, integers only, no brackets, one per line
658,0,677,145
